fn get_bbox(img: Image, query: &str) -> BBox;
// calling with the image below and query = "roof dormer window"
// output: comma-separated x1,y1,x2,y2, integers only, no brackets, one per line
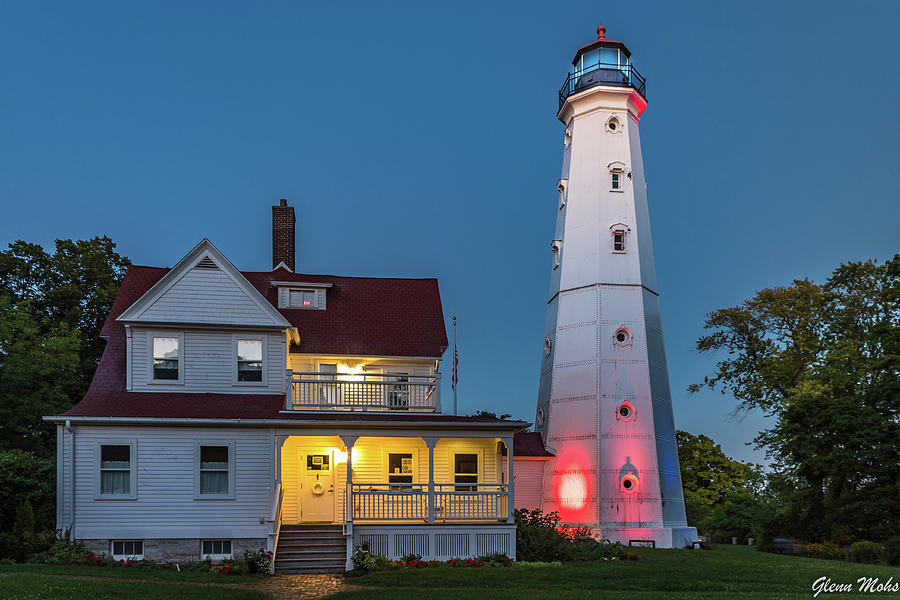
275,281,331,310
290,289,317,308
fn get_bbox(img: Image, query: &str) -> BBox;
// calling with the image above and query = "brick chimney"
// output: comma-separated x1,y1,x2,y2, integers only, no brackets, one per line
272,198,295,271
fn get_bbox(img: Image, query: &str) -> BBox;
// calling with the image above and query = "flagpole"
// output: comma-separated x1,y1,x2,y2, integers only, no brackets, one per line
452,315,457,416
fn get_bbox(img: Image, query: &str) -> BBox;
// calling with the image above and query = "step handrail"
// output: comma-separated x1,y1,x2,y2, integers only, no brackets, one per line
265,482,284,574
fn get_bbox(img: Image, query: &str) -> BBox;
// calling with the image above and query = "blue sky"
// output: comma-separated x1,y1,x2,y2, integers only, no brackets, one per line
1,1,898,464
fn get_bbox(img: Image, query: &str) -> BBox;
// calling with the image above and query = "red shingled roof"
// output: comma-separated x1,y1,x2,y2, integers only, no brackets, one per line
61,264,451,419
501,431,555,459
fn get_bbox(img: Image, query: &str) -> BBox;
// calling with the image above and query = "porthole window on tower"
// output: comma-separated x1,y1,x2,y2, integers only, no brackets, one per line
616,401,636,422
613,326,633,347
605,116,622,134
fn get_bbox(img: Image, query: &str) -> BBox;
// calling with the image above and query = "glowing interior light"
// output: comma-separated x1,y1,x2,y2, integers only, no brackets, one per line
559,473,588,510
337,363,366,382
333,448,348,464
303,300,312,306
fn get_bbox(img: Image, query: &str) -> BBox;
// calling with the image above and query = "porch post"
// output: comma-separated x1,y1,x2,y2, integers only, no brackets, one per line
339,435,359,571
502,436,514,523
422,437,438,524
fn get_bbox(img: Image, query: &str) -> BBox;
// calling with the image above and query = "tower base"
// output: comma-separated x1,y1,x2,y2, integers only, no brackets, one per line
595,526,698,549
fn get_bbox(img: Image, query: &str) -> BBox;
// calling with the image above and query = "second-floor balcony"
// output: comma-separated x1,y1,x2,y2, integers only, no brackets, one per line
285,371,441,412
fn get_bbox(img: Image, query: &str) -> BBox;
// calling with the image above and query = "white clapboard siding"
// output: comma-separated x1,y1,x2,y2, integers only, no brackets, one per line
131,328,285,393
66,426,273,540
139,267,275,325
503,458,545,510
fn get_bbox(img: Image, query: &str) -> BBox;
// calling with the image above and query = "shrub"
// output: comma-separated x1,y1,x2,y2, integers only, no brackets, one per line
844,541,885,565
399,552,422,564
242,548,273,573
883,535,900,567
39,536,88,565
514,509,568,562
351,542,377,572
0,450,55,533
12,501,35,544
803,541,843,561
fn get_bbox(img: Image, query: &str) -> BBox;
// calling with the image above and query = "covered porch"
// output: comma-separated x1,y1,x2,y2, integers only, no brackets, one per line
265,419,523,570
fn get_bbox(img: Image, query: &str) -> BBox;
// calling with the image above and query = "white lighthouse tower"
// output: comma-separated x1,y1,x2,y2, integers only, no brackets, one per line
534,27,697,548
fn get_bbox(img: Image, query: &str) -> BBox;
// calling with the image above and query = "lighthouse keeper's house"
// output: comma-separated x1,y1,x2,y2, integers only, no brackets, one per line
44,200,529,573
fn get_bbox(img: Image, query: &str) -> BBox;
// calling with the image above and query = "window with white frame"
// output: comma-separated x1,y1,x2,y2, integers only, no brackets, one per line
387,452,414,490
99,443,135,498
453,452,479,492
613,230,626,252
152,335,182,382
608,162,626,193
196,443,234,498
235,338,264,383
111,540,143,560
201,540,232,560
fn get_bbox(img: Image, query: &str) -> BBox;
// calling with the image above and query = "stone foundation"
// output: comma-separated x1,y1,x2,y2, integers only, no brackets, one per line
81,538,266,562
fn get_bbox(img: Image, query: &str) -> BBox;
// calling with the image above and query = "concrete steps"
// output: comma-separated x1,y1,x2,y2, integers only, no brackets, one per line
275,524,346,574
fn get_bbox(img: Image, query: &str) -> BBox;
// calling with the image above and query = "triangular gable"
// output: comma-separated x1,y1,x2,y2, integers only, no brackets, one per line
117,239,290,328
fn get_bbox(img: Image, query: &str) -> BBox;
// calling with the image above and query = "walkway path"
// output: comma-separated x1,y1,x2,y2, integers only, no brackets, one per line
260,573,364,599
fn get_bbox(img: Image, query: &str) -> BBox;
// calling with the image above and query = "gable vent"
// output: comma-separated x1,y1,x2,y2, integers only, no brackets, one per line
195,256,218,269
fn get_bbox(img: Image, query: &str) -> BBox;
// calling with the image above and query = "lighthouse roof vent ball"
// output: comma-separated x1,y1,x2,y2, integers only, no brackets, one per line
536,27,697,549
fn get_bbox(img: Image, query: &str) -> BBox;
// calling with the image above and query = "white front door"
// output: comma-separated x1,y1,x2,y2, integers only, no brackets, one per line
301,451,335,522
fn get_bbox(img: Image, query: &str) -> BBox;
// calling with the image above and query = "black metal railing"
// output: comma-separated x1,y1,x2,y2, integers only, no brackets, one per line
558,62,646,110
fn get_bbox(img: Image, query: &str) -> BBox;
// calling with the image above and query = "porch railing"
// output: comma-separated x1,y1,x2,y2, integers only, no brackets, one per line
350,483,509,522
434,484,509,521
352,483,429,520
285,372,440,412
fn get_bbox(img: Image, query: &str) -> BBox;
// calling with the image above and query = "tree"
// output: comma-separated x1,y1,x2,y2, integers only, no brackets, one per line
675,430,760,526
0,237,129,455
690,255,900,543
469,410,513,420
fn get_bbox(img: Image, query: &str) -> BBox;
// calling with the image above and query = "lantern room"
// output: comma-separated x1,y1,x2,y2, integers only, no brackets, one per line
559,25,646,109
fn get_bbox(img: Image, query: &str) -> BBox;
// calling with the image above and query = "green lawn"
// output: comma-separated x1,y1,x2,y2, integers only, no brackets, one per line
2,547,898,599
0,564,269,600
329,546,900,600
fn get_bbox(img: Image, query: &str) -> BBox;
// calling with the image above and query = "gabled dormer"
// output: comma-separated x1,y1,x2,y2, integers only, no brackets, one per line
117,239,290,394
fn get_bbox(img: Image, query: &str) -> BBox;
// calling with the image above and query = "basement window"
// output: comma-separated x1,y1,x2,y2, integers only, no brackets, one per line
111,540,143,560
201,540,233,560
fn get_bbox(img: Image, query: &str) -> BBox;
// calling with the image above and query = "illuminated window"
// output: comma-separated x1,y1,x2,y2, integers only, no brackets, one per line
387,452,414,489
152,335,182,382
454,453,479,492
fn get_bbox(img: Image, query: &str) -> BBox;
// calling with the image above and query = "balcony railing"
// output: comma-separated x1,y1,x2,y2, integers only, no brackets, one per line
558,61,646,110
285,371,440,412
351,483,509,522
